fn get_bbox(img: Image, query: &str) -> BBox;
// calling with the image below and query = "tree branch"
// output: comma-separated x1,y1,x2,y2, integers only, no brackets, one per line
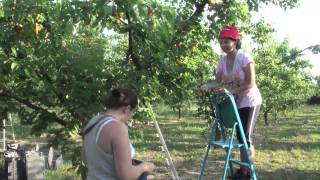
176,0,208,35
126,10,142,70
0,86,67,127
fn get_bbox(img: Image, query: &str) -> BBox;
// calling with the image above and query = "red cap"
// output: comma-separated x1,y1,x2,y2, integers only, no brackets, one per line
219,26,241,40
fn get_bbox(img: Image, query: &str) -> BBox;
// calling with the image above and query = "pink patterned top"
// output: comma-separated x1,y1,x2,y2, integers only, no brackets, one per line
216,51,262,109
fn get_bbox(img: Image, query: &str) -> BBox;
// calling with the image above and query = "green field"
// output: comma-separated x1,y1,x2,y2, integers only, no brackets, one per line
3,105,320,180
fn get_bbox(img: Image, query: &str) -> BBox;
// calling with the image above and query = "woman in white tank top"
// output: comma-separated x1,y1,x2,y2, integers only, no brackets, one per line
82,88,155,180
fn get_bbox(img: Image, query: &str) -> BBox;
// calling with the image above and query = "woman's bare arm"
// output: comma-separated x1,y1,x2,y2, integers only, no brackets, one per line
100,121,154,180
200,72,222,93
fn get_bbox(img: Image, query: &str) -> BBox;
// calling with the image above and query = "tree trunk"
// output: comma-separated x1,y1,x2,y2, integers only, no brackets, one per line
214,125,221,140
264,111,269,126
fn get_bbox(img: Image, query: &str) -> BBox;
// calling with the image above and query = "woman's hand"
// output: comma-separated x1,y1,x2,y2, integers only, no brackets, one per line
201,85,230,94
200,84,210,95
143,162,155,173
214,87,229,94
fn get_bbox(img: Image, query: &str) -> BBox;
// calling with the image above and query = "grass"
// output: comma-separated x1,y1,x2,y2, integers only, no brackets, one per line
253,106,320,180
45,163,81,180
130,105,320,179
1,105,320,179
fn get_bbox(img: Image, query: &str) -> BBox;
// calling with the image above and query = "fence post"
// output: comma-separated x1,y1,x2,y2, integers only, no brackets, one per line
2,119,5,151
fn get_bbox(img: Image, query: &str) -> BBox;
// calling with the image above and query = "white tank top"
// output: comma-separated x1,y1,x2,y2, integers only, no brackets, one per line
83,115,135,180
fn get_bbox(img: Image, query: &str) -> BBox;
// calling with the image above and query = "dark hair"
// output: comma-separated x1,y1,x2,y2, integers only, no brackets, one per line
235,39,241,49
104,88,138,110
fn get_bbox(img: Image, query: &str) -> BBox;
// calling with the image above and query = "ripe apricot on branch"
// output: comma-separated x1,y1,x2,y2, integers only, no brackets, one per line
114,18,121,25
208,0,216,7
34,23,43,35
118,12,124,17
114,12,123,24
115,12,124,19
36,13,45,23
191,43,198,49
176,59,183,65
11,5,16,11
147,7,154,18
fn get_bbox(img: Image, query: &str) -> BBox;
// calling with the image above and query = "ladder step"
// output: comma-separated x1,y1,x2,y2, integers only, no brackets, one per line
209,140,244,148
230,159,250,168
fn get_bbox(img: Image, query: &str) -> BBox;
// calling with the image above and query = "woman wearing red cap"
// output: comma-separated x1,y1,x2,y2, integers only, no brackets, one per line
200,26,262,179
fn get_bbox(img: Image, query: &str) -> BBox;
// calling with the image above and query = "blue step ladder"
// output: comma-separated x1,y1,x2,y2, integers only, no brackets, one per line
199,92,257,180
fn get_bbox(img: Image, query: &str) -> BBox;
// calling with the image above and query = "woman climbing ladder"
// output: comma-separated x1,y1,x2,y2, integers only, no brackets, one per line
200,25,262,179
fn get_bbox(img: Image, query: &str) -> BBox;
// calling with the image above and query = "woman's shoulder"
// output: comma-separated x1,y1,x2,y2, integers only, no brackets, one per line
217,55,227,65
103,120,127,134
105,119,126,129
237,51,254,64
238,51,252,58
100,120,128,144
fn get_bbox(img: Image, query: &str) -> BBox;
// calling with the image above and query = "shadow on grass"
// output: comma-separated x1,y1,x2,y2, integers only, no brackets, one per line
257,167,320,180
173,165,320,180
172,155,320,180
258,139,320,151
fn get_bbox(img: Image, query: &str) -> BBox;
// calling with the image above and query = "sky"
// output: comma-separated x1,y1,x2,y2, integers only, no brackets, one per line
256,0,320,76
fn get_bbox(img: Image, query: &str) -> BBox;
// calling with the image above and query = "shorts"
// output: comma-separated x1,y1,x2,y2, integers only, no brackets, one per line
236,105,261,147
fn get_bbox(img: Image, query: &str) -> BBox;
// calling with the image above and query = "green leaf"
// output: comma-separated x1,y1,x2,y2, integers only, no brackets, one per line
11,62,19,71
0,8,4,18
104,5,113,16
65,21,74,34
24,68,32,77
310,44,320,54
11,47,17,57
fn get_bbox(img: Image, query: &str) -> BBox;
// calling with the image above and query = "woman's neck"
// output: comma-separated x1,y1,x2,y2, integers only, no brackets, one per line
103,109,124,123
226,49,238,60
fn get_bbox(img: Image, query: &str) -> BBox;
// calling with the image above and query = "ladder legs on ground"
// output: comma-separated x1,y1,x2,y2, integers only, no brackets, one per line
199,127,257,180
198,93,257,180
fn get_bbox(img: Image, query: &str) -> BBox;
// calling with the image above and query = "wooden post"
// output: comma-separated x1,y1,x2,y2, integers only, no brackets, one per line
2,119,5,151
8,114,15,142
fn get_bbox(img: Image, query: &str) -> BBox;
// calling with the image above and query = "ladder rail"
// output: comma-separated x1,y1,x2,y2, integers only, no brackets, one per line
148,104,180,180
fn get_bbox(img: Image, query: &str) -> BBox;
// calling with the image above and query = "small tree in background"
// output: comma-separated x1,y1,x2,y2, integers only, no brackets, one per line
308,75,320,104
254,40,316,125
